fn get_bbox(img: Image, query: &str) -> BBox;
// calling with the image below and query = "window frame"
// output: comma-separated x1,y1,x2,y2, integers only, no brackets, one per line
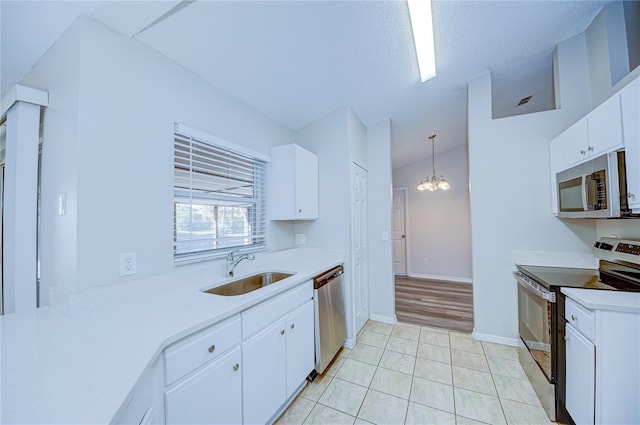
173,123,269,264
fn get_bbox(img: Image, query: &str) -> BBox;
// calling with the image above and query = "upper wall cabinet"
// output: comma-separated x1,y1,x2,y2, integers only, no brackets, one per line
621,78,640,211
587,93,624,158
552,95,624,171
270,144,319,220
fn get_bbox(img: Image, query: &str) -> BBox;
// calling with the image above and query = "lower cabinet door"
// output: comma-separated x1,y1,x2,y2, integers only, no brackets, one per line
242,318,287,425
285,300,315,398
165,346,242,425
565,323,595,425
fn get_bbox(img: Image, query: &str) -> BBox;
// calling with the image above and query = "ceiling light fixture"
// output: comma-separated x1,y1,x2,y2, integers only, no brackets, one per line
407,0,436,82
417,134,451,192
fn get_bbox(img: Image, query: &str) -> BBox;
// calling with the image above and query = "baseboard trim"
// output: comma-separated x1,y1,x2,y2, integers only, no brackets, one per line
472,330,520,347
407,272,473,284
344,337,356,349
369,313,397,324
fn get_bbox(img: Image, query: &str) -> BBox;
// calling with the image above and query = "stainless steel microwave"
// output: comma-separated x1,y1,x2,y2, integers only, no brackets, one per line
556,151,635,218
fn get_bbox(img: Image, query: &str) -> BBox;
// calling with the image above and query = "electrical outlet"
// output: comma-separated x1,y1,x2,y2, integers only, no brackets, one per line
295,234,306,245
120,252,137,276
422,257,428,265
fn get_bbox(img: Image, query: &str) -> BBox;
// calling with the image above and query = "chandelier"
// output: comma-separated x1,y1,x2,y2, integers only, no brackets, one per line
417,134,451,192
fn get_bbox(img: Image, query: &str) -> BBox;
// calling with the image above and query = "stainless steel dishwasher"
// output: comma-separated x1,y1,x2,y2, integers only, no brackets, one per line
313,265,346,374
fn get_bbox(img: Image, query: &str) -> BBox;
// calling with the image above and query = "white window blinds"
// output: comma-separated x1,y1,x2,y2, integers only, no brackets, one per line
173,130,266,261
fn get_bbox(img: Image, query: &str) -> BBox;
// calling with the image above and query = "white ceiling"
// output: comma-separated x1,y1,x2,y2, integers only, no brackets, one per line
1,0,611,169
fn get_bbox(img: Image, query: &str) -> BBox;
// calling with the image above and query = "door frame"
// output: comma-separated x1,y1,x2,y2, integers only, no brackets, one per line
392,187,410,276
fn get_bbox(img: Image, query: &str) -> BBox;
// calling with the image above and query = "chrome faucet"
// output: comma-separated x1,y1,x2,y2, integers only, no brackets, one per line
226,251,255,277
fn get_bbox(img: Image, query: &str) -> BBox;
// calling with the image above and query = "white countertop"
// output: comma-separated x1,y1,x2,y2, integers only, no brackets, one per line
0,248,343,424
562,288,640,313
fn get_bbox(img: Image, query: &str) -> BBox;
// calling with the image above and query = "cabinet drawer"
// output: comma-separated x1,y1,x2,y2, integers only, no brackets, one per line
242,281,313,339
165,315,241,385
566,297,595,342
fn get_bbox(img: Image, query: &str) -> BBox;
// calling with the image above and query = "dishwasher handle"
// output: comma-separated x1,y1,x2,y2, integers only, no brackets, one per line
314,265,344,289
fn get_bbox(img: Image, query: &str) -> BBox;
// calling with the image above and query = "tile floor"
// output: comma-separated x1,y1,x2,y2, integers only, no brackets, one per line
276,321,553,425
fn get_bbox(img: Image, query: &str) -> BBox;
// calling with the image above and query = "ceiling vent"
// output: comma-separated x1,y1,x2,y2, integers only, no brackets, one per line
517,95,533,106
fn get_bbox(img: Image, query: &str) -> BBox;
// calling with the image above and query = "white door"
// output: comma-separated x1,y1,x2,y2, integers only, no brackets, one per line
351,163,368,334
392,189,407,275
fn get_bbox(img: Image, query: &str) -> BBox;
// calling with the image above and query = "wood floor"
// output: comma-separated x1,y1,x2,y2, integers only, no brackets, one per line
394,275,474,333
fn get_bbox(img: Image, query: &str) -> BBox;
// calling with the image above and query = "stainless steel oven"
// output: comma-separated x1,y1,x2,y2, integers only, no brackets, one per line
515,271,559,420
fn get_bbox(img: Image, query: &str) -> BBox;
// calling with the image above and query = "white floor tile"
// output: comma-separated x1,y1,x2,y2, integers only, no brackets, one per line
357,389,408,425
349,344,384,365
378,350,416,375
319,378,368,416
417,342,451,364
386,336,418,356
369,367,413,399
413,357,453,385
405,402,456,425
501,399,553,424
451,348,490,372
335,359,377,387
454,387,506,424
493,375,541,406
409,376,455,413
452,366,497,396
303,404,355,425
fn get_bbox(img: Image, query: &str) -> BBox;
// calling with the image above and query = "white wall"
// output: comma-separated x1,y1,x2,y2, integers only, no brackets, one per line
294,107,354,341
468,33,598,343
392,144,472,281
20,17,296,303
366,119,394,323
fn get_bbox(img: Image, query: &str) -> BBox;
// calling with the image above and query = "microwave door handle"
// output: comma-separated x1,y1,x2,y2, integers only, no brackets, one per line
582,175,589,211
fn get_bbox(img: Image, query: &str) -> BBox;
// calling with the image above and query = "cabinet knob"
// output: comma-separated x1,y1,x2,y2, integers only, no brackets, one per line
564,336,570,342
571,314,577,321
280,329,285,336
298,209,302,213
588,146,594,152
233,363,239,372
629,193,636,200
290,324,295,330
580,150,586,155
208,345,216,354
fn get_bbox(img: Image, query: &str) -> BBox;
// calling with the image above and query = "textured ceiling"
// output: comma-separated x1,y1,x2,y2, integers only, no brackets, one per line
1,0,612,169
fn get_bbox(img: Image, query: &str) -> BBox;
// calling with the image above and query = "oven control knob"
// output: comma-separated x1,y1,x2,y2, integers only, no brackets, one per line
571,314,577,321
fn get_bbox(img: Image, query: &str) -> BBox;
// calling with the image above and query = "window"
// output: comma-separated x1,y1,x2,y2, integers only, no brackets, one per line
173,126,266,262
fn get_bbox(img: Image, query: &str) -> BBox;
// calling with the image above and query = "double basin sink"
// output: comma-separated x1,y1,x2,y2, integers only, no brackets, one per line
203,272,294,296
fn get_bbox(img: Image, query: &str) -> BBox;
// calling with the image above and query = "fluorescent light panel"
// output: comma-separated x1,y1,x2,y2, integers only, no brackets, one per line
407,0,436,82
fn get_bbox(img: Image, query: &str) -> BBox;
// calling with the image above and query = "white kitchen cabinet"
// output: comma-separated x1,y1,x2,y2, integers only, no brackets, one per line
242,319,287,425
242,284,314,424
551,117,589,172
563,292,640,425
565,323,595,425
587,93,624,158
270,143,318,220
165,347,242,425
163,315,242,424
285,300,315,398
621,77,640,211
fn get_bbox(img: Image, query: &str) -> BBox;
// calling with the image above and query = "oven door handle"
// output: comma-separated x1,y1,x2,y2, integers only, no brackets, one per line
514,272,556,303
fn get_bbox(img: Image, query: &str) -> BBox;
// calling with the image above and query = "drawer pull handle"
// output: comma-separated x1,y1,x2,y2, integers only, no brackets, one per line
280,329,285,336
571,315,577,321
233,363,239,372
290,324,295,330
208,345,216,354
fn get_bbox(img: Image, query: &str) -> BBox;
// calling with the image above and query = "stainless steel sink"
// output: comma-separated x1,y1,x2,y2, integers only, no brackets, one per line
203,272,294,296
